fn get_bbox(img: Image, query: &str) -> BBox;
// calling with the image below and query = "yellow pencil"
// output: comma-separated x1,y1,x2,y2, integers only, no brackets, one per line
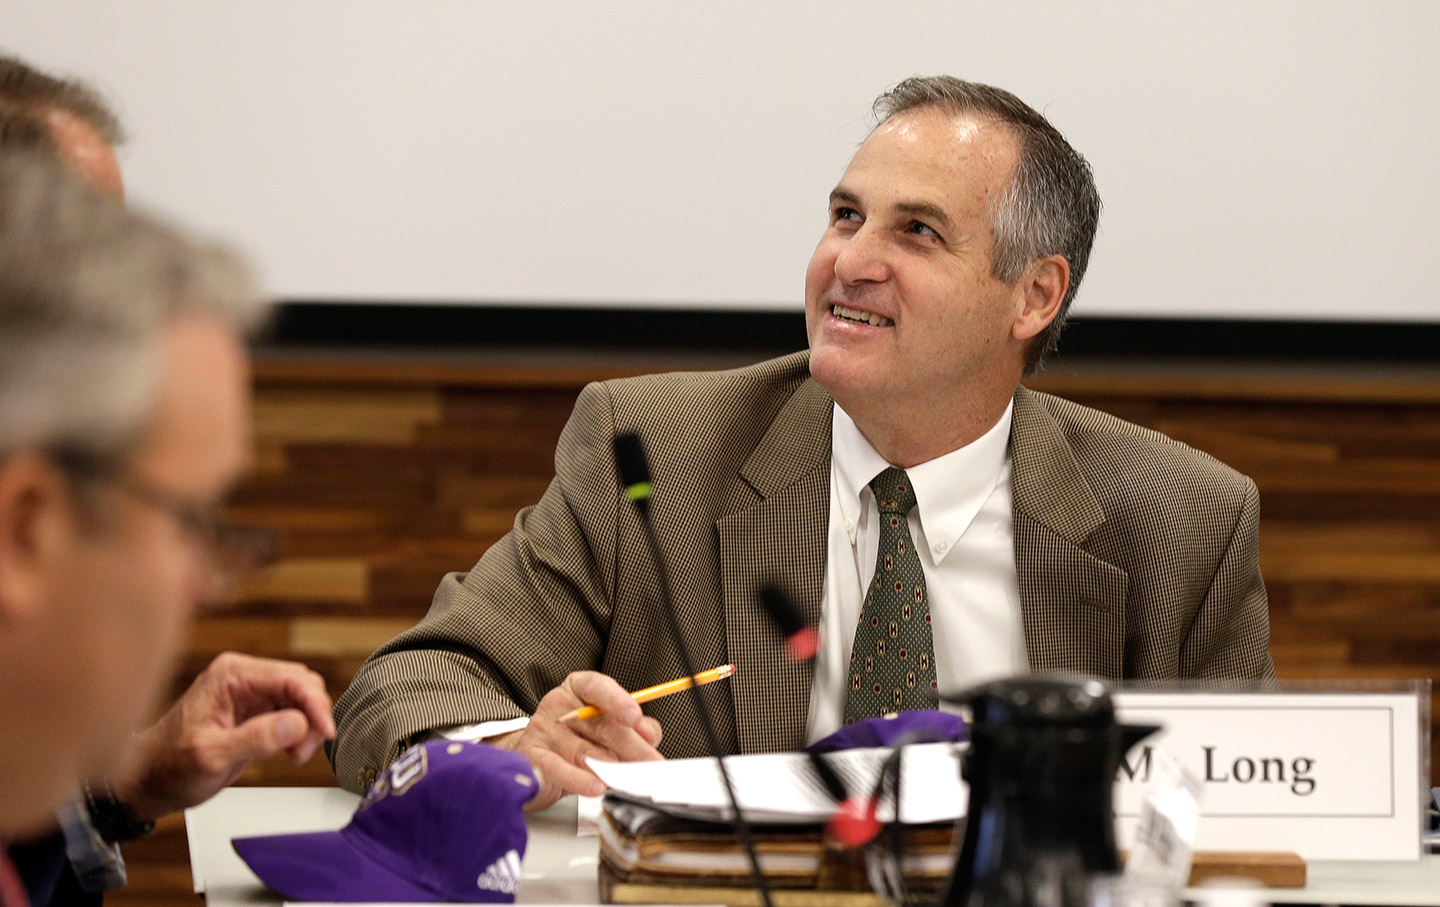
558,664,737,723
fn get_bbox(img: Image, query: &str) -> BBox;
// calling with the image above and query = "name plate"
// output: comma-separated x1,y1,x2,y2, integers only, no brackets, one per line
1112,690,1425,861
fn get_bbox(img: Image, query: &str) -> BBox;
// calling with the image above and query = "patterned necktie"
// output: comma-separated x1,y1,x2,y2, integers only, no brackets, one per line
843,467,936,724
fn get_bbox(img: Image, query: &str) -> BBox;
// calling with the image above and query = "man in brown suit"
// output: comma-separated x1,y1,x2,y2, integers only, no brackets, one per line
331,77,1274,808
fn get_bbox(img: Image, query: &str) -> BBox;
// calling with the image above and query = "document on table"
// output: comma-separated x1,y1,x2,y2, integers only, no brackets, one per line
588,741,967,824
576,794,602,836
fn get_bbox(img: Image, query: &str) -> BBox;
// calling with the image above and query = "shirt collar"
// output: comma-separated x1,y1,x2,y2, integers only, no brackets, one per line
831,400,1014,563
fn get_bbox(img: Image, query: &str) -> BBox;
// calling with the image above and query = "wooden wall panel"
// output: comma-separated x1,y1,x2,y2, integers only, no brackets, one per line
108,357,1440,906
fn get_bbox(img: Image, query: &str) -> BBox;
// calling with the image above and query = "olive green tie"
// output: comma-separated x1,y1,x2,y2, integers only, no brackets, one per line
843,467,937,724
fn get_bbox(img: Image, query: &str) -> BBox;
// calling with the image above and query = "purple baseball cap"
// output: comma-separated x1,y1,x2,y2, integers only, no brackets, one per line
805,709,967,754
233,740,539,902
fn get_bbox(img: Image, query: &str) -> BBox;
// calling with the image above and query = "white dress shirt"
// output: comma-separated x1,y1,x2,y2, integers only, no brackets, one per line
803,401,1027,742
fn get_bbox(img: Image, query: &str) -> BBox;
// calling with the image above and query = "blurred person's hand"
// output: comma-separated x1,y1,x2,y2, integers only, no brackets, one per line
109,652,335,822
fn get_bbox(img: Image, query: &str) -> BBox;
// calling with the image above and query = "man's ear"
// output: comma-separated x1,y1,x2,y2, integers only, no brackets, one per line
0,452,70,625
1012,254,1071,343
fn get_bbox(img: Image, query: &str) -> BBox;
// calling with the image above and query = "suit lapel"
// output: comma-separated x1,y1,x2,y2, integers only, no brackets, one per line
717,378,833,754
1010,387,1129,677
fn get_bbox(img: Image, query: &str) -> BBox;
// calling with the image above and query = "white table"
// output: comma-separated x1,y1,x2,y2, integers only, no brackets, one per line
188,788,1440,906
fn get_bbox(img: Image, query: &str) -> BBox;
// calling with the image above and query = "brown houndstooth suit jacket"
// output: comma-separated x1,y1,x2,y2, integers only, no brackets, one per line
328,352,1274,792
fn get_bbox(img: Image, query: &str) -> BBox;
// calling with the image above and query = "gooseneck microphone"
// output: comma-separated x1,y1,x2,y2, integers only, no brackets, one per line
757,585,882,848
759,584,820,663
611,433,774,907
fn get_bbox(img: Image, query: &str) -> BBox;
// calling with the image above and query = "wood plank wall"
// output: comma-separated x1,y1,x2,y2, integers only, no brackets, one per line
110,355,1440,905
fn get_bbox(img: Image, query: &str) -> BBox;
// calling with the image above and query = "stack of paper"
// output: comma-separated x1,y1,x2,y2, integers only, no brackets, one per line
588,742,968,824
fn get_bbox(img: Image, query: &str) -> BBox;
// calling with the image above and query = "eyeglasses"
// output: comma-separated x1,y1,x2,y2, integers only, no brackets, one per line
46,446,278,599
114,470,278,579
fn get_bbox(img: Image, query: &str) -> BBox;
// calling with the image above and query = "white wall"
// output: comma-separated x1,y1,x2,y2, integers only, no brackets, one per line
8,1,1438,321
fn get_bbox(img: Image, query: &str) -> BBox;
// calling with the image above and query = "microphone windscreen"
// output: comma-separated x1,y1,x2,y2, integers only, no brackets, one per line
759,584,805,637
760,585,819,662
612,432,652,494
827,796,883,848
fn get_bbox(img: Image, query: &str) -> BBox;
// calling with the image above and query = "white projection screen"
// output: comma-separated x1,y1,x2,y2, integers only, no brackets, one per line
8,2,1439,322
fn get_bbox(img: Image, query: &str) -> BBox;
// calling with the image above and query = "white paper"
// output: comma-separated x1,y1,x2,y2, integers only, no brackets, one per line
575,795,602,837
588,742,966,824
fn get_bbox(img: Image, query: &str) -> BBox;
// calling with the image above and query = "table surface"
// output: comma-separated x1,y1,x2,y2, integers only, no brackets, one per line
187,788,1440,906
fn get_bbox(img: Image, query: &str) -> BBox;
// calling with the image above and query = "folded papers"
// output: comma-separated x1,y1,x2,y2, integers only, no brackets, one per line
587,742,968,824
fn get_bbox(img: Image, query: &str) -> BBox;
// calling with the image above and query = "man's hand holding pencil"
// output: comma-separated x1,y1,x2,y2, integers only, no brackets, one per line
487,665,736,810
558,664,736,723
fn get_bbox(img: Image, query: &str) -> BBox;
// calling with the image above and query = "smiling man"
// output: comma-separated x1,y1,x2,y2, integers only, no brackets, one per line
332,76,1275,808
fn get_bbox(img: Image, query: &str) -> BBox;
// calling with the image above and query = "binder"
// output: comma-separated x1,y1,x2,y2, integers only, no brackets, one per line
597,793,956,906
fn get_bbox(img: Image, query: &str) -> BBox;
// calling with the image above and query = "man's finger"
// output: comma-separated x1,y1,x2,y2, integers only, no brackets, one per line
279,674,336,738
637,716,664,749
539,719,621,768
563,671,642,726
527,748,604,801
287,730,326,766
225,708,311,765
581,714,663,763
212,652,335,738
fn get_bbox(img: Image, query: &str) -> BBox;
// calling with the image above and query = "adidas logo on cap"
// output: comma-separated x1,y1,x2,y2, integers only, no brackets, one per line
477,849,522,895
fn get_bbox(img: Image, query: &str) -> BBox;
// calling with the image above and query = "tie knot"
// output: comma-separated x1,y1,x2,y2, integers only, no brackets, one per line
869,467,917,515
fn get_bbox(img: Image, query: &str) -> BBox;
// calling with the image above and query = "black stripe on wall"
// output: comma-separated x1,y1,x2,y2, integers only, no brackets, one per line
265,302,1440,364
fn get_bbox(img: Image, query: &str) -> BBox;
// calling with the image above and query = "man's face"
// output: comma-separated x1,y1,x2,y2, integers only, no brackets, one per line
38,315,250,791
805,108,1027,412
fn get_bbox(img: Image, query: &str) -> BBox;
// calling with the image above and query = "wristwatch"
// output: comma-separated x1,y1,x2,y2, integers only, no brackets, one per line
82,781,155,843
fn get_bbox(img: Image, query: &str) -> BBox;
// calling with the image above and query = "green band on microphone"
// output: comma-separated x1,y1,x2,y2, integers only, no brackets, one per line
624,481,652,502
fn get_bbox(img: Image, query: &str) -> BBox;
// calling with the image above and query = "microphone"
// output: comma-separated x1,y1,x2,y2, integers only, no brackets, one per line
757,585,881,848
612,432,653,514
611,433,774,907
759,584,820,662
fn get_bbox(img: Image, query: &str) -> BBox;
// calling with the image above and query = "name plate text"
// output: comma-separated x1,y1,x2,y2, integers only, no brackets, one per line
1113,690,1424,861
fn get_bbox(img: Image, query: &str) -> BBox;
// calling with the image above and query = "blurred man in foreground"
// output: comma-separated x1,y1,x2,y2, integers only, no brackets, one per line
0,56,337,905
0,151,327,907
0,147,246,868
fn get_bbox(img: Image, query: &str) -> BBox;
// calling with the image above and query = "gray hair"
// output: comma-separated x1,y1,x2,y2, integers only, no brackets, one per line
0,152,268,465
0,52,125,145
873,76,1101,374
